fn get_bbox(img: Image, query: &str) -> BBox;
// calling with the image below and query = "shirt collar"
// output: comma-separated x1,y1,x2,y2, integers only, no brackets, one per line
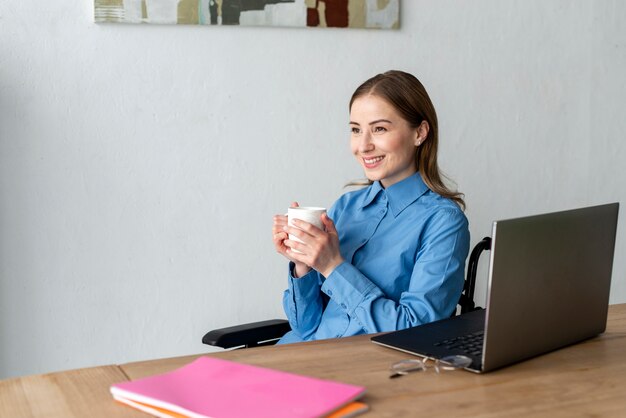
361,173,430,216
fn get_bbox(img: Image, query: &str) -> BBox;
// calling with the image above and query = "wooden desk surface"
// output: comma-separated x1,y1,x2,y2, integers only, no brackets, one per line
2,303,626,418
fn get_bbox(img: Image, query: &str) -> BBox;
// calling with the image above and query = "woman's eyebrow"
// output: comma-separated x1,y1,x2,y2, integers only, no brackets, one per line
349,119,393,125
368,119,392,125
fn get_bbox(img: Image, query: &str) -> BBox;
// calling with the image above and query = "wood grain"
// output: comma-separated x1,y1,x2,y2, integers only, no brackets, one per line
2,304,625,417
121,304,626,418
0,365,145,417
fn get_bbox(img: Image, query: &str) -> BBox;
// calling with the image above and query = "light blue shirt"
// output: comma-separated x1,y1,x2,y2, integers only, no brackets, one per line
278,173,470,344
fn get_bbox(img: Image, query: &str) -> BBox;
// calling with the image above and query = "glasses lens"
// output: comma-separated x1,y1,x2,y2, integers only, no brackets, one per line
390,359,426,374
436,355,473,372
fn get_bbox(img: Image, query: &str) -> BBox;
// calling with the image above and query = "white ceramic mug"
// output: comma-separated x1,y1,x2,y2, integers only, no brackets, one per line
287,207,327,253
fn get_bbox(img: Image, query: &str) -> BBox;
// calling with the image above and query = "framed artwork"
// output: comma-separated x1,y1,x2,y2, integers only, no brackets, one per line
94,0,400,29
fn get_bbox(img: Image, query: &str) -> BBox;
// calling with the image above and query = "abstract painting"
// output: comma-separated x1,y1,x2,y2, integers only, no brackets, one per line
94,0,400,29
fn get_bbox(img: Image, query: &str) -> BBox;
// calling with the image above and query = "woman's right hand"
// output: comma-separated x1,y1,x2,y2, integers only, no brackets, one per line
272,202,311,277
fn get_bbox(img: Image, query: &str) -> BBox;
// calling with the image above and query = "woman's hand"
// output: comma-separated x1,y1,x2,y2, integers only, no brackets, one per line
272,202,311,277
283,213,344,278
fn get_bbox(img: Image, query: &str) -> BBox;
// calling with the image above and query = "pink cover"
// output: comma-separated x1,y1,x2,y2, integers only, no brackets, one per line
111,357,365,418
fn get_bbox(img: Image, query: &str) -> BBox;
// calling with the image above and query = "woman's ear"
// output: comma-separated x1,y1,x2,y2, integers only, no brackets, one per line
414,120,430,146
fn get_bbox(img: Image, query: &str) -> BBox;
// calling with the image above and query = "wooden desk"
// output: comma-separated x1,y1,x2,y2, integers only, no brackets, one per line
2,303,626,417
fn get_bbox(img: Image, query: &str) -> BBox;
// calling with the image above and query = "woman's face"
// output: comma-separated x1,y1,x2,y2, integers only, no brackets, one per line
350,94,427,188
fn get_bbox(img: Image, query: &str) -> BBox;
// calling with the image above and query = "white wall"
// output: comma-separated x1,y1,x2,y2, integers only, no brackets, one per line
1,0,625,379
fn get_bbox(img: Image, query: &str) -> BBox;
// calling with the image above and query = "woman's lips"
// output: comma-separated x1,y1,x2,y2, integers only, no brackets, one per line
363,155,385,169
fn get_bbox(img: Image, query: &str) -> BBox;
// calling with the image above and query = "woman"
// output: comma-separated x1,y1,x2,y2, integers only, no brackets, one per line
272,70,469,343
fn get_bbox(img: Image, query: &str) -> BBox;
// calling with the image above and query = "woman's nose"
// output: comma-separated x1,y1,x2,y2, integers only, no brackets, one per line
358,133,374,153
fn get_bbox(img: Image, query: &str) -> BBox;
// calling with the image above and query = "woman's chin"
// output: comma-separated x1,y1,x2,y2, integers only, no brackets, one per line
363,171,382,182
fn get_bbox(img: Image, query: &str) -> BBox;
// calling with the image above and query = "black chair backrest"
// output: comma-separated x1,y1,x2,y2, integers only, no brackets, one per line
455,236,491,316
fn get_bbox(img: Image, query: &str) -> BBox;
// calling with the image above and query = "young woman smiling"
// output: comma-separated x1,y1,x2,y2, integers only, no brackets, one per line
272,70,469,343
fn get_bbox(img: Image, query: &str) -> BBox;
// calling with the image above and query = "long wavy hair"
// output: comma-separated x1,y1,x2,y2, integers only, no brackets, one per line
348,70,466,210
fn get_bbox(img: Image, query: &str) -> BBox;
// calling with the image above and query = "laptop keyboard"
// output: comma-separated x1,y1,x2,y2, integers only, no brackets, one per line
433,330,484,357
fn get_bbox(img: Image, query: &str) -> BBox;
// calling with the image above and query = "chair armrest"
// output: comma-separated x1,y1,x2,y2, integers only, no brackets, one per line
202,319,291,349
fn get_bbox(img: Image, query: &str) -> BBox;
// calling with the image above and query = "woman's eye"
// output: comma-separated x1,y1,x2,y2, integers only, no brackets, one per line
374,126,387,133
351,127,361,134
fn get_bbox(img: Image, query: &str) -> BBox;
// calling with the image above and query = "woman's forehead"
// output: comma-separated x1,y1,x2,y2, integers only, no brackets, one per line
350,94,399,117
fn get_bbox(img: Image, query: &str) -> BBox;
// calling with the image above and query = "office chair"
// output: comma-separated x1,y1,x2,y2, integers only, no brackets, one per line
203,237,492,349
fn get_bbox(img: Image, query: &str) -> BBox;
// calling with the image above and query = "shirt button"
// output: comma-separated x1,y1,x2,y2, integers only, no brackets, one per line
327,290,333,296
341,303,347,309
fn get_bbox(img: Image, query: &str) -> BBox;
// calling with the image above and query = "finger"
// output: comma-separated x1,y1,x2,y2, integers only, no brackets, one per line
283,226,308,244
274,236,295,257
290,201,300,208
273,216,288,226
273,220,288,233
285,225,319,246
273,214,288,224
288,219,321,236
321,214,337,234
285,239,307,257
274,232,292,250
273,218,287,229
285,249,306,266
273,231,288,241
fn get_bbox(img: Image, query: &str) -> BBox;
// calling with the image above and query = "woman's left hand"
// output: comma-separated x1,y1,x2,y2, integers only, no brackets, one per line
283,213,344,278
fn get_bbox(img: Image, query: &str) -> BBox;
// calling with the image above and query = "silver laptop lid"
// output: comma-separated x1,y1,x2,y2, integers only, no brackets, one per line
481,203,619,372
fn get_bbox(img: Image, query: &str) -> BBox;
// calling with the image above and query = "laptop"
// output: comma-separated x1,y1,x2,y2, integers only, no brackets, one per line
371,203,619,373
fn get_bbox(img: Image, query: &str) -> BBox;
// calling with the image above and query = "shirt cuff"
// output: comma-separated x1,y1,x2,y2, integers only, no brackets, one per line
288,262,321,301
320,261,382,314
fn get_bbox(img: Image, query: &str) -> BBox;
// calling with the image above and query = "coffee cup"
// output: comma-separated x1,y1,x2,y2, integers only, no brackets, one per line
287,207,327,252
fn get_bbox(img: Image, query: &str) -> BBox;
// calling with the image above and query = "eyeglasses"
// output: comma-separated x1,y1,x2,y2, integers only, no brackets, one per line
389,355,473,378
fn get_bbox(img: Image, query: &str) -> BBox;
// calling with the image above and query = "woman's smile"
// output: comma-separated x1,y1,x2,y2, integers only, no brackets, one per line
362,155,385,168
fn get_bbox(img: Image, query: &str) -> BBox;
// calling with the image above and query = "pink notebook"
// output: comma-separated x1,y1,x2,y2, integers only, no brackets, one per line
111,357,366,418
